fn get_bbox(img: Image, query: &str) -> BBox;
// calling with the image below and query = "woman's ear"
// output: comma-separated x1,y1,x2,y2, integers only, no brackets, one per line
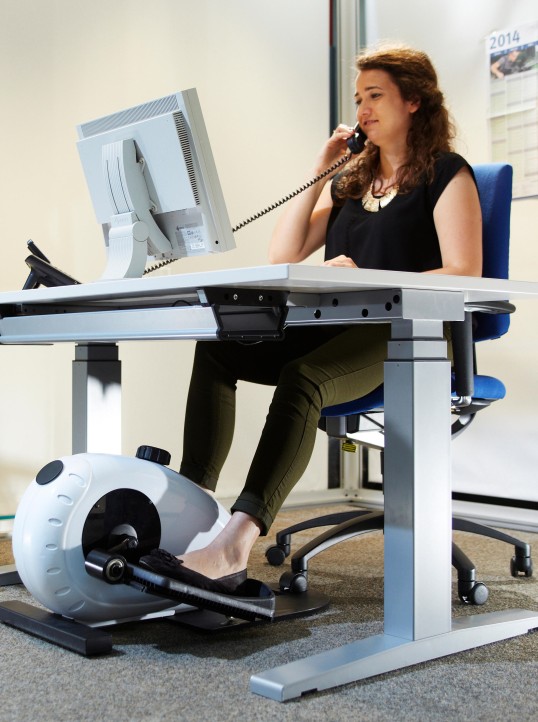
408,97,421,114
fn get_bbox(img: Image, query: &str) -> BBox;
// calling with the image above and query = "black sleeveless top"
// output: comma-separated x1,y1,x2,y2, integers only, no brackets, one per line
325,152,474,273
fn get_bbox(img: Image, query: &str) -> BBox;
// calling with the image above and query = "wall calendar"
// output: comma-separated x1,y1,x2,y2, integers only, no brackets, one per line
488,22,538,198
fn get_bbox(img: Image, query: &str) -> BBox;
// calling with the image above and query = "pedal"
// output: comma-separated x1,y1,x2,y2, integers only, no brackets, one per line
85,550,276,622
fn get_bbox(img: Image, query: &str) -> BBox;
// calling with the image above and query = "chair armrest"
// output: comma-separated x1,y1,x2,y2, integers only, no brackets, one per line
451,312,474,403
451,301,515,407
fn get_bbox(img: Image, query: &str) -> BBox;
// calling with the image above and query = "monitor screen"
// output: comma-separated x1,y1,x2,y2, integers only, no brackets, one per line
76,89,235,280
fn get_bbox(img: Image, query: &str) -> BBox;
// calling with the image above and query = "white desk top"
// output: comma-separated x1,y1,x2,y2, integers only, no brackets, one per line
1,264,538,308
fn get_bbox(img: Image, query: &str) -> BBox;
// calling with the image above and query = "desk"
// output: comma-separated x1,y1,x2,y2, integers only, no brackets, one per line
1,263,538,701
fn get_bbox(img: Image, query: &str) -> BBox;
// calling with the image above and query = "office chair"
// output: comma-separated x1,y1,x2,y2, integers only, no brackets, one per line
266,163,533,605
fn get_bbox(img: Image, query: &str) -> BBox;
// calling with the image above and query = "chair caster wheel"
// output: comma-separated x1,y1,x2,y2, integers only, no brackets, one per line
459,581,489,606
265,545,287,567
279,570,308,594
510,555,533,578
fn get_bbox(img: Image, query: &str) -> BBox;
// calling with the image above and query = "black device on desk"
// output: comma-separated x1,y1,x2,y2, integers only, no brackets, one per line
22,240,79,289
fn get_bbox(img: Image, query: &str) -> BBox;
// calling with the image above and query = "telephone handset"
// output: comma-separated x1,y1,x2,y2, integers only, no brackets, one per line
346,124,367,155
145,124,366,274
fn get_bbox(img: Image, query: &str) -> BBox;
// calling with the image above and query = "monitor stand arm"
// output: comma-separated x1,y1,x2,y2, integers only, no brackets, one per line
101,212,150,280
100,139,173,280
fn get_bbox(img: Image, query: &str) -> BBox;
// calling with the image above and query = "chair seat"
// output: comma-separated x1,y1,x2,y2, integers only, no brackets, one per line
470,374,506,401
321,374,506,418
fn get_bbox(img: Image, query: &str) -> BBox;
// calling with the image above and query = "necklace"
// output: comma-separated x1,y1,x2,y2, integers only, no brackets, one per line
361,180,399,212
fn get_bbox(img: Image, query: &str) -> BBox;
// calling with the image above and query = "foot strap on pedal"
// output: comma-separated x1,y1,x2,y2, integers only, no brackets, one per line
85,550,276,622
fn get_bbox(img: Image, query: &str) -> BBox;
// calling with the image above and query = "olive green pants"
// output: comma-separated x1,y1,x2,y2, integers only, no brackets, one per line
180,324,395,534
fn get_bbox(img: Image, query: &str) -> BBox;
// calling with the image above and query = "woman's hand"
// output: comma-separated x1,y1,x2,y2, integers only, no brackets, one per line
312,124,356,177
323,255,358,268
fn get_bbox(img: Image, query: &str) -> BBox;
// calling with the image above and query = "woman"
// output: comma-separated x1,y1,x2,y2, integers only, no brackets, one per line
140,45,482,594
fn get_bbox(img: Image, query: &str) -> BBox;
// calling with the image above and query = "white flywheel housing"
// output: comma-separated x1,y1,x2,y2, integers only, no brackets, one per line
12,452,230,625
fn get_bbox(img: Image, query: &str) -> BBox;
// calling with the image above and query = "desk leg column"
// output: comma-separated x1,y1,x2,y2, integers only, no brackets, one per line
72,344,121,454
250,318,538,701
383,319,452,639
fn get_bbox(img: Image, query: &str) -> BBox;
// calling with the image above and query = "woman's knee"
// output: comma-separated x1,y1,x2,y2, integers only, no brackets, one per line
276,359,326,408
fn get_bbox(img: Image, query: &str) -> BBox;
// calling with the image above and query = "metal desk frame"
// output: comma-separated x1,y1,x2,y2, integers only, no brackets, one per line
1,264,537,701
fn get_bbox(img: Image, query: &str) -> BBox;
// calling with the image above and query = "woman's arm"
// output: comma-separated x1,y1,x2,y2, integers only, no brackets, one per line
428,167,483,277
268,126,354,264
268,181,333,263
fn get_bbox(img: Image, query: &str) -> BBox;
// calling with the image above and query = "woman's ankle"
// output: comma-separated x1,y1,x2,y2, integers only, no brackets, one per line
178,512,262,577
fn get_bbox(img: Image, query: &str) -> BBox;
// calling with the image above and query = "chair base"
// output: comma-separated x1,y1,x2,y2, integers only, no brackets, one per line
265,509,533,604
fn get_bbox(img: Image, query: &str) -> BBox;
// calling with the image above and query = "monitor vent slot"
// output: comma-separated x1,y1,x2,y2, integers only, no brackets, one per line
173,111,200,205
79,94,181,138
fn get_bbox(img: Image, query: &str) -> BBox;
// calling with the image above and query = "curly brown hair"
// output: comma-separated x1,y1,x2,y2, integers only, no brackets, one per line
333,45,456,201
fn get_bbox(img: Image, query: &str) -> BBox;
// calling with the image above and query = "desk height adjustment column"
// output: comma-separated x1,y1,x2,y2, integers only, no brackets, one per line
383,318,452,640
72,344,121,455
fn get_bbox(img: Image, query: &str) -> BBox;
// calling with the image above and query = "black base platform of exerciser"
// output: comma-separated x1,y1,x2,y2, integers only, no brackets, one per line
0,556,329,656
0,589,328,655
169,586,329,632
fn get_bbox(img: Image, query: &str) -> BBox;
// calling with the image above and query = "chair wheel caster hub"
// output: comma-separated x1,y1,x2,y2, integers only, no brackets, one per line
459,581,489,606
279,570,308,594
510,555,533,578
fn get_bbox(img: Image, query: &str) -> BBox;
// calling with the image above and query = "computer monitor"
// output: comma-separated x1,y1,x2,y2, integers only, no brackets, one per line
76,89,235,280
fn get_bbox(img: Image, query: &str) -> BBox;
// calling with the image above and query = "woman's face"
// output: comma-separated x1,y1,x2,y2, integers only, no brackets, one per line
354,69,419,148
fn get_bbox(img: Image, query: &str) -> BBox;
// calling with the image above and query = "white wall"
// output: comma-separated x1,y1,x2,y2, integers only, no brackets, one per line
366,0,538,502
0,0,331,516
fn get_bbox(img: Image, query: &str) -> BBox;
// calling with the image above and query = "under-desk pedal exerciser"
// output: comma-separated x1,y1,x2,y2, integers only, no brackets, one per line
0,447,329,655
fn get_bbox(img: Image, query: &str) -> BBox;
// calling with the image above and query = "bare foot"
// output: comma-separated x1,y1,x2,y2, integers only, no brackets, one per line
177,547,239,580
176,511,262,579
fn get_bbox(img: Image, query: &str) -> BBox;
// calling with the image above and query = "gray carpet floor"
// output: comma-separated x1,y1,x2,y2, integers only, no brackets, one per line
1,505,537,722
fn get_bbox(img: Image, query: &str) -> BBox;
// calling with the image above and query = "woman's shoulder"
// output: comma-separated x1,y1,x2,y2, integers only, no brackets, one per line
433,151,471,175
428,152,474,206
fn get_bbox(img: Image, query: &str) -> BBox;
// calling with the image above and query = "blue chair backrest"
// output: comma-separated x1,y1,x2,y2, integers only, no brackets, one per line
472,163,513,342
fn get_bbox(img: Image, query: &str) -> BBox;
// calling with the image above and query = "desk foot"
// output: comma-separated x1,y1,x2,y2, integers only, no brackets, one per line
250,609,538,701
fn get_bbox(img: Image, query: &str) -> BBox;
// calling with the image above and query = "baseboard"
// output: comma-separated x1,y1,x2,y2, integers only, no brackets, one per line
450,498,538,533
